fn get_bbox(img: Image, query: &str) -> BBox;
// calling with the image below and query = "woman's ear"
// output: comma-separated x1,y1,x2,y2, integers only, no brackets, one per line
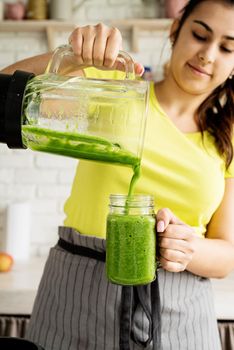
169,19,180,46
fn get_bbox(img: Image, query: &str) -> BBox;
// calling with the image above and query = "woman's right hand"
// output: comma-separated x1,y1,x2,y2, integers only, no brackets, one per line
68,23,144,76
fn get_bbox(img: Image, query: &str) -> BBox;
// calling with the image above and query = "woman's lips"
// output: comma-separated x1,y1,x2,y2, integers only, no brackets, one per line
187,63,211,77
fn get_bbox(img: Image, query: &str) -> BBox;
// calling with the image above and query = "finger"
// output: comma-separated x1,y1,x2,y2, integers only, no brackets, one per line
156,208,184,232
69,29,84,66
158,224,193,240
159,256,185,273
109,59,144,75
160,247,190,264
134,62,144,76
159,236,194,255
104,27,122,68
93,37,107,67
82,26,96,66
92,23,109,67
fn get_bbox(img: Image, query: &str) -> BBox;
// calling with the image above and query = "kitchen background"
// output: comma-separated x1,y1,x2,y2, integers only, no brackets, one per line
0,0,172,258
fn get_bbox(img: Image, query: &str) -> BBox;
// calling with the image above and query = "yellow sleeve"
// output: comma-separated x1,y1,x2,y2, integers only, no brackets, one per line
225,137,234,178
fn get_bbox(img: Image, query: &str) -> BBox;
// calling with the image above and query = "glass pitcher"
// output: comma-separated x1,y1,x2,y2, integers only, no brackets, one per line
0,45,149,168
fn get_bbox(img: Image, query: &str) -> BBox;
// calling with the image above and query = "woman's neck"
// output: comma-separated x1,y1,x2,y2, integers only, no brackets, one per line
154,74,211,133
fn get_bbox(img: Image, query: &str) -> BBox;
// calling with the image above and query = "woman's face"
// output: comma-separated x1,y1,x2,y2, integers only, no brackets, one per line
170,1,234,95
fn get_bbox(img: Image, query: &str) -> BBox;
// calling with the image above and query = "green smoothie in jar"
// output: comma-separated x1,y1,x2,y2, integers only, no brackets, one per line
106,194,156,285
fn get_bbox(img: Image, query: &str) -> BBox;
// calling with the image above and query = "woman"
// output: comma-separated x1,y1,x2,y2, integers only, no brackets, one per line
2,0,234,349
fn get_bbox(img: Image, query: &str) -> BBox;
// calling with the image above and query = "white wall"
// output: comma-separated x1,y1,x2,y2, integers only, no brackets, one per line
0,0,171,257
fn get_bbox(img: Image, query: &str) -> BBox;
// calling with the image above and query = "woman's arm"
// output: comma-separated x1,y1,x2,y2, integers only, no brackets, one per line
1,52,53,75
187,178,234,278
0,51,83,76
157,178,234,279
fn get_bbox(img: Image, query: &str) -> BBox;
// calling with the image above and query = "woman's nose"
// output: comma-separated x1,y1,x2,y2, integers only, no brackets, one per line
197,45,217,65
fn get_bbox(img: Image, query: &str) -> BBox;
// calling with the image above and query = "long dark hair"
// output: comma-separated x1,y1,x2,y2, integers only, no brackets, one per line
173,0,234,168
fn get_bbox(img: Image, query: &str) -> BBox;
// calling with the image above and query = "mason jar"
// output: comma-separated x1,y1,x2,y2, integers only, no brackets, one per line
106,194,156,285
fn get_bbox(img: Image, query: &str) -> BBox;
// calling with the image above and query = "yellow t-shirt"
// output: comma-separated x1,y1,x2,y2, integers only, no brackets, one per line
64,69,234,238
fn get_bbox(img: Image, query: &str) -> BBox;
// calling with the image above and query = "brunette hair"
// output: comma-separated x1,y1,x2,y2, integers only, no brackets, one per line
173,0,234,168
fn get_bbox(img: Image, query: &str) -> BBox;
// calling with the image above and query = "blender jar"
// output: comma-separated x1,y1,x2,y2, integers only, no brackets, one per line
0,45,149,168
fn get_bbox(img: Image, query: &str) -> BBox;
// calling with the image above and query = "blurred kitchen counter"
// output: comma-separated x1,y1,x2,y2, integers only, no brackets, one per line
0,257,234,319
0,257,47,314
212,273,234,320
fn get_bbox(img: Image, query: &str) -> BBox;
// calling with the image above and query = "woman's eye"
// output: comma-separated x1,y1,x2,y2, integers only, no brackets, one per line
192,31,206,41
220,46,232,53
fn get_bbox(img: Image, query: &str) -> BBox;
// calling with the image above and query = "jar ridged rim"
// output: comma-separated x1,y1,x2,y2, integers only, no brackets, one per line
109,194,154,207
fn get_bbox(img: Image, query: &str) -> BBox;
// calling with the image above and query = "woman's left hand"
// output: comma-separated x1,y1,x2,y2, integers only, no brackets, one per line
156,208,196,273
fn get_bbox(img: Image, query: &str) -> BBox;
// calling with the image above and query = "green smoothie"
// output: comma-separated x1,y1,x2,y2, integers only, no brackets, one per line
127,163,141,197
106,213,156,285
22,125,140,167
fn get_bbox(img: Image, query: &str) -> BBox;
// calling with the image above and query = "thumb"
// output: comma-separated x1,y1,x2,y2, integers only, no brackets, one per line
114,61,144,77
156,208,183,233
134,62,144,76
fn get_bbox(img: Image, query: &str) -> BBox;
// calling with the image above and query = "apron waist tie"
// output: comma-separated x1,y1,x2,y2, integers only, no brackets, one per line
57,237,161,350
57,237,105,262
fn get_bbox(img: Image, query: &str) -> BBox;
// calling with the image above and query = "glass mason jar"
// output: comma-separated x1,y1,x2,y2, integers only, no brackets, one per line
106,194,156,285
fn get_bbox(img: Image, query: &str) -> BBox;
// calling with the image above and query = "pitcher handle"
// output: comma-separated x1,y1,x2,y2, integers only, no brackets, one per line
45,44,136,80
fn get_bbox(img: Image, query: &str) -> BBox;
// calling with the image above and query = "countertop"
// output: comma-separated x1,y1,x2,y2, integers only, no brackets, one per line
0,257,46,315
0,257,234,319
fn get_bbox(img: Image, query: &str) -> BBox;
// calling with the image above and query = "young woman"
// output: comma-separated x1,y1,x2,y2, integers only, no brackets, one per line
2,0,234,349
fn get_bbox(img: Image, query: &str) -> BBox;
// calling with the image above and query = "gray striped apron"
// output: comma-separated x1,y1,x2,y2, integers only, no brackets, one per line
26,227,221,350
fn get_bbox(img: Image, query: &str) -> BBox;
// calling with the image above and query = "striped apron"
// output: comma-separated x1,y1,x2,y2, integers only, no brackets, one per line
26,227,221,350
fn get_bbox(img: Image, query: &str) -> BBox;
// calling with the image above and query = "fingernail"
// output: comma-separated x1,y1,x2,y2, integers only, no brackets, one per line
135,63,144,76
157,220,165,232
139,66,144,76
